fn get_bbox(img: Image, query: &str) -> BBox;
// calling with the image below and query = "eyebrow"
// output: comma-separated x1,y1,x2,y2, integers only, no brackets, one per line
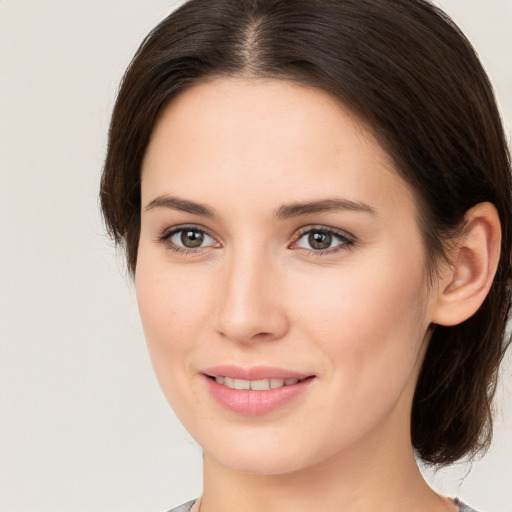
274,198,376,218
144,195,375,218
145,195,217,217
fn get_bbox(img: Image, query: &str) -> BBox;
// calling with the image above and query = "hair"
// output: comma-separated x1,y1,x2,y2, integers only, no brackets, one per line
100,0,512,465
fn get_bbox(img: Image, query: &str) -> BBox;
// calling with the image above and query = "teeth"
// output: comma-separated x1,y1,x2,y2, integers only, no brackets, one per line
213,376,303,390
250,379,270,391
234,379,250,390
270,378,285,388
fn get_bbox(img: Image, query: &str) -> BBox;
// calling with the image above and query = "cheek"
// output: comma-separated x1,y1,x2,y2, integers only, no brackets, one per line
294,254,428,338
134,249,217,395
290,247,430,405
136,251,212,339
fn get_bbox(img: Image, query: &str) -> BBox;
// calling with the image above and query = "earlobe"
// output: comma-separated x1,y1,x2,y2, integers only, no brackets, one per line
431,202,501,327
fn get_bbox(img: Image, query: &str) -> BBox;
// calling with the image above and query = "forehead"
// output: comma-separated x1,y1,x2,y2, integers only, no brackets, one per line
141,77,415,217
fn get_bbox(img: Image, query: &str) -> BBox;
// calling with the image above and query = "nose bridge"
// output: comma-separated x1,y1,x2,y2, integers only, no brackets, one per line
215,242,287,343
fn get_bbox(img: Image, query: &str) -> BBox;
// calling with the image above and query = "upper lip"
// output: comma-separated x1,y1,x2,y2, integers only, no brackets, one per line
203,365,313,381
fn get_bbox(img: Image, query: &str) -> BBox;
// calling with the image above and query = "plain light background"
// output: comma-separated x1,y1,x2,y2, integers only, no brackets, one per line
0,1,511,511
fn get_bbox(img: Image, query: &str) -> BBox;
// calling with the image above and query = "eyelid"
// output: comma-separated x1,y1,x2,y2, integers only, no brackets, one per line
290,225,356,252
157,223,221,252
158,223,208,241
155,223,355,255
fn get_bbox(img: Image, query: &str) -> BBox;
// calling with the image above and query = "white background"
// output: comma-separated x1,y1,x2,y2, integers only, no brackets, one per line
0,1,511,511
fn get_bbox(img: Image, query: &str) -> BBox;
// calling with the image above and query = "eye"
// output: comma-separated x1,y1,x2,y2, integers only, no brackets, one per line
294,227,354,253
171,228,214,248
159,225,218,253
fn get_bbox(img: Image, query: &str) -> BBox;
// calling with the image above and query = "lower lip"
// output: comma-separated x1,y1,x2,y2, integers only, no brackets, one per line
204,376,315,415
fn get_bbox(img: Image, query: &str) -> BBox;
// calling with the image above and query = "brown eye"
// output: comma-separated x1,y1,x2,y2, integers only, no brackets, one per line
180,230,204,248
295,227,353,253
166,227,216,250
308,231,332,250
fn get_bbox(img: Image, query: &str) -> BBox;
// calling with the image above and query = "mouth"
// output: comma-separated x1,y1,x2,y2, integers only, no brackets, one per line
202,366,316,415
206,375,312,390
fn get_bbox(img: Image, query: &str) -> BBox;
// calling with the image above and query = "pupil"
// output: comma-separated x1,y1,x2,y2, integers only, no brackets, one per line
309,231,332,250
181,230,204,248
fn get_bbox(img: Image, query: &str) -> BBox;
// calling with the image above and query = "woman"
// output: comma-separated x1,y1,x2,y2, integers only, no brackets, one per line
100,0,512,511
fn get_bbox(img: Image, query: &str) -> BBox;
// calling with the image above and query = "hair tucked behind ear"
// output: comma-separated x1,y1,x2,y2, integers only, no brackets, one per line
100,0,512,465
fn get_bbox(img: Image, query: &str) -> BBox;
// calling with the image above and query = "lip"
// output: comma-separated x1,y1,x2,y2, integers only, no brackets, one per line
203,365,311,381
202,365,316,415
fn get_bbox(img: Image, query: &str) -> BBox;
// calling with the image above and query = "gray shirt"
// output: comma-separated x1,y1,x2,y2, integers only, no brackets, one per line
166,501,196,512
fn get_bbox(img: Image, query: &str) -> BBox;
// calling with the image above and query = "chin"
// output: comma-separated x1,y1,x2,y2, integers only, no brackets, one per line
210,448,311,476
196,424,334,476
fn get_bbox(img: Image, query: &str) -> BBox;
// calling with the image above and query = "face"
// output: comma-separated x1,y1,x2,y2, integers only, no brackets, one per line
136,78,439,475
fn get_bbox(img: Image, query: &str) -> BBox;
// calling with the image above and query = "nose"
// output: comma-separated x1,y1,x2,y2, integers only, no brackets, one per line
214,249,289,344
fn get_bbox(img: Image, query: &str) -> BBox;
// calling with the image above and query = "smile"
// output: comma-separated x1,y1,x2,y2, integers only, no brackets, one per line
213,376,305,390
203,367,316,415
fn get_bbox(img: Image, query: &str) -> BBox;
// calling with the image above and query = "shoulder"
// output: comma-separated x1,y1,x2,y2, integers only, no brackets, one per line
164,499,197,512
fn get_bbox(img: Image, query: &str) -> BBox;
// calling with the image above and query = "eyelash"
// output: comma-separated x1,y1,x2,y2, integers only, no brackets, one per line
157,224,217,256
292,225,356,255
157,224,356,256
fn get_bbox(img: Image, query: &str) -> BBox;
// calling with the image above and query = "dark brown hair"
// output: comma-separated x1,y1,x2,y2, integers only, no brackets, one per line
100,0,512,465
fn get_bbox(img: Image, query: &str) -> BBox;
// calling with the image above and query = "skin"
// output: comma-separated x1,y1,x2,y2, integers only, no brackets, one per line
135,77,496,512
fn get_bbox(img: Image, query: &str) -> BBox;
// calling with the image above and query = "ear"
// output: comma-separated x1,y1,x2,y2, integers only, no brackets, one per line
431,202,502,326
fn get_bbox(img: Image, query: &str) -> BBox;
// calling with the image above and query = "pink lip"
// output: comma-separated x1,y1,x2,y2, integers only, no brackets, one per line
202,365,315,416
203,365,311,381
